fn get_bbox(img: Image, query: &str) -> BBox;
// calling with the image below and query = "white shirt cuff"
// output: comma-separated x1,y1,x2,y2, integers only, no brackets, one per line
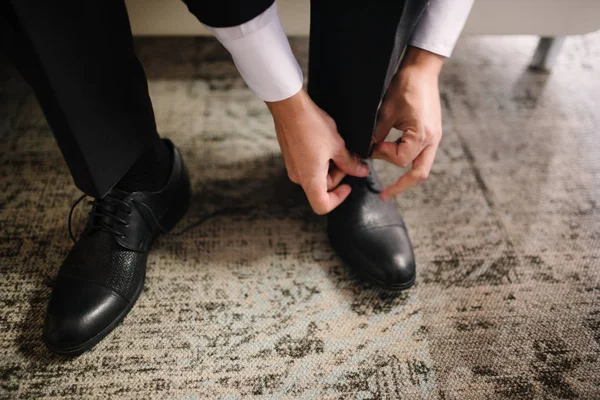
203,2,303,102
409,0,474,57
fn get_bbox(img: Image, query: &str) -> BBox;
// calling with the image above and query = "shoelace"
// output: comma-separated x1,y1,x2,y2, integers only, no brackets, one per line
68,190,170,243
68,189,132,243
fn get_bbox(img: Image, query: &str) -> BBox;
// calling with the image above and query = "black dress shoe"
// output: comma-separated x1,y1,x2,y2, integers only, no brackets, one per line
43,140,191,355
327,160,415,291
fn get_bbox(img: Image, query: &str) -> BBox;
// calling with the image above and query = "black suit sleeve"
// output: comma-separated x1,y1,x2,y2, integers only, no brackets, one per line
182,0,275,27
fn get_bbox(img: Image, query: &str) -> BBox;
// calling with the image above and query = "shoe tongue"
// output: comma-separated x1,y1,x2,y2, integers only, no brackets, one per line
106,187,129,200
93,189,129,229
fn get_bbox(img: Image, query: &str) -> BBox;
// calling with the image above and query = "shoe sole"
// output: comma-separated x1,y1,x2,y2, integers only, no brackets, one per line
45,170,192,356
328,232,416,292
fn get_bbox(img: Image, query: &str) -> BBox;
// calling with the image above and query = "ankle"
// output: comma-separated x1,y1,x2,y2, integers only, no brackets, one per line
116,137,172,192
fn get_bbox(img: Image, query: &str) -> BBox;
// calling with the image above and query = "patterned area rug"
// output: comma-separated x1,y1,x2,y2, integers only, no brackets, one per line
1,33,599,399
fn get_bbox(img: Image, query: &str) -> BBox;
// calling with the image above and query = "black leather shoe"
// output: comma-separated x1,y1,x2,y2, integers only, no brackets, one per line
43,140,191,355
327,161,415,291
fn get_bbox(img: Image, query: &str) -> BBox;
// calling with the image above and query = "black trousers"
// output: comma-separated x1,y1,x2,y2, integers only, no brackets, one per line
0,0,427,199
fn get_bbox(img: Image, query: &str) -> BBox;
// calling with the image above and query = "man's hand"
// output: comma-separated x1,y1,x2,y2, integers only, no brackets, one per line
372,46,445,201
266,89,369,215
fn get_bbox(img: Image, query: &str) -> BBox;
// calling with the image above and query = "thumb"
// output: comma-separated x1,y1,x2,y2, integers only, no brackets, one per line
332,148,369,178
373,108,395,145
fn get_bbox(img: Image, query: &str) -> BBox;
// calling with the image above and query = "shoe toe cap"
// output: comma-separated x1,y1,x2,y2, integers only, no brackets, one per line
43,277,128,354
351,225,416,289
388,251,416,283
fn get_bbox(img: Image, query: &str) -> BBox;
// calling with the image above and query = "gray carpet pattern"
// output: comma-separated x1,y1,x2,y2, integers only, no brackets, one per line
1,34,599,399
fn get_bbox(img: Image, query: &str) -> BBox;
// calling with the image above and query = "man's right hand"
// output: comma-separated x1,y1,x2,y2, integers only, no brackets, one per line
266,89,369,215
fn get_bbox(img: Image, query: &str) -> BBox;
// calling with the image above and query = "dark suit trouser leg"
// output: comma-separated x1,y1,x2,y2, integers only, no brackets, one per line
308,0,428,158
0,0,158,198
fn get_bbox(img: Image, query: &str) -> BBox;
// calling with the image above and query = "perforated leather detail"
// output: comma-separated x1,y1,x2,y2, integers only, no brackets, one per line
105,250,146,300
58,231,145,301
54,141,190,306
59,231,115,282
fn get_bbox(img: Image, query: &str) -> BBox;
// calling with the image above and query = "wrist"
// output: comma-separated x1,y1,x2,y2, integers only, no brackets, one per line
266,88,311,123
400,46,445,78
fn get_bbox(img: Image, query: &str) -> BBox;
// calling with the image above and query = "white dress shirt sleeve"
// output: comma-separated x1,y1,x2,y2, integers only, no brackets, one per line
205,0,473,102
409,0,474,57
203,2,303,102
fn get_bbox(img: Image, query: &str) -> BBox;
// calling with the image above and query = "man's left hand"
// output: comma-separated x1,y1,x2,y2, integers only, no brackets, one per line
372,46,445,201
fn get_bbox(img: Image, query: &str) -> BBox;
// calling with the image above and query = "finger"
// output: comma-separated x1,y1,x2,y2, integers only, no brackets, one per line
327,165,346,191
371,143,395,164
303,172,331,215
373,107,395,144
304,174,352,215
372,132,424,168
332,148,369,178
325,183,352,212
380,144,437,200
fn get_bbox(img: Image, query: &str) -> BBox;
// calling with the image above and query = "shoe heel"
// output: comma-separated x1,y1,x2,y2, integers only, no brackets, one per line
161,162,192,233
